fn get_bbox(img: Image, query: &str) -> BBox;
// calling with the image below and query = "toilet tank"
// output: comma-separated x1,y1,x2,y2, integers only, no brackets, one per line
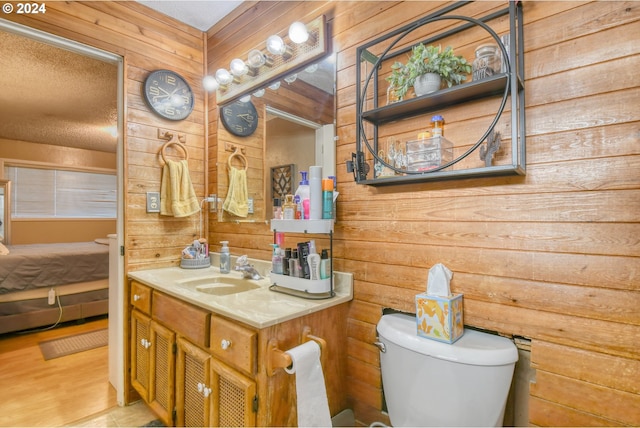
377,313,518,427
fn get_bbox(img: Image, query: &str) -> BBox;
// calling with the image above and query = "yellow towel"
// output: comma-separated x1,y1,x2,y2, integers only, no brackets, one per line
160,159,200,217
223,166,249,217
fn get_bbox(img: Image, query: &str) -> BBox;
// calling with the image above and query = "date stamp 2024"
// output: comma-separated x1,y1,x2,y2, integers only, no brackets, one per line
2,2,47,15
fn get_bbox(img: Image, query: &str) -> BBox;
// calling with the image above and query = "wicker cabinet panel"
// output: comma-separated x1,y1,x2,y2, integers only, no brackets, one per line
176,337,212,427
210,357,256,427
148,320,175,427
131,281,152,315
210,315,257,376
131,310,151,400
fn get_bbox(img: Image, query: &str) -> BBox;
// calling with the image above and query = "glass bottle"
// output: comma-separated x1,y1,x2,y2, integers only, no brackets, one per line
472,44,501,81
272,197,282,219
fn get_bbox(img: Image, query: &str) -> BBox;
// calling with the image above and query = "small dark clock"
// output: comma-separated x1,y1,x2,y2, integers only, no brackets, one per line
220,100,259,137
143,69,194,121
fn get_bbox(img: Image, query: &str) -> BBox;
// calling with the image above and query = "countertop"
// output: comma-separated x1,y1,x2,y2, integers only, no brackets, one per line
128,255,353,329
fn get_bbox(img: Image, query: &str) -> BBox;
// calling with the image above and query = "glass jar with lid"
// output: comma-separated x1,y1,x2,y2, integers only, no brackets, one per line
472,44,502,81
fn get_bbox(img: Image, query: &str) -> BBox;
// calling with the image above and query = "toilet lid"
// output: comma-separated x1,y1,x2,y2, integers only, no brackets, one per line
377,313,518,366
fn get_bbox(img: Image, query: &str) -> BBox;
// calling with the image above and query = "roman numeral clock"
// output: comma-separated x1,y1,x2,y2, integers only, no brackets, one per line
144,69,195,121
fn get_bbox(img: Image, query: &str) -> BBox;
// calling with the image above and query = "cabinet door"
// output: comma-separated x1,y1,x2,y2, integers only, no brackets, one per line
131,310,151,400
148,320,175,427
176,337,212,427
210,357,257,427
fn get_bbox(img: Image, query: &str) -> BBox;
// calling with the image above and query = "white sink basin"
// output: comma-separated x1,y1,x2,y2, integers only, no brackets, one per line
178,276,261,296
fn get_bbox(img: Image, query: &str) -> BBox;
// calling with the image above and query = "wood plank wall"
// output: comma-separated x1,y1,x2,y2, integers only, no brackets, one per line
6,1,639,426
208,1,640,426
4,1,208,271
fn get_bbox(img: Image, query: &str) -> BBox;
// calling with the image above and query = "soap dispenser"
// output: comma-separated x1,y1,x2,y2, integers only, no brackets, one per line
220,241,230,273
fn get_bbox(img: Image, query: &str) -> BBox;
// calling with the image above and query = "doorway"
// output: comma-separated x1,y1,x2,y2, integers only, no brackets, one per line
0,19,125,404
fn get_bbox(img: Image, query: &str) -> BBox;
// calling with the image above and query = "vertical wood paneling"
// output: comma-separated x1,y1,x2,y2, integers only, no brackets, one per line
208,1,640,426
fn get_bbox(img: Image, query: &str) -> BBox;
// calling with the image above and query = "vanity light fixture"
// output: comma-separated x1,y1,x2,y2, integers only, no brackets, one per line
268,81,281,90
253,88,265,97
284,73,298,84
206,15,327,104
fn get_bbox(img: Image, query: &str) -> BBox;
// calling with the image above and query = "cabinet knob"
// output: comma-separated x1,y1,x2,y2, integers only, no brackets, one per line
197,382,203,393
133,294,141,301
220,339,232,350
203,387,212,398
140,338,151,349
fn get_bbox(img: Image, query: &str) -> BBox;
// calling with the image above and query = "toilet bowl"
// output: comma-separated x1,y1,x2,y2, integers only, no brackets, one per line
376,313,518,427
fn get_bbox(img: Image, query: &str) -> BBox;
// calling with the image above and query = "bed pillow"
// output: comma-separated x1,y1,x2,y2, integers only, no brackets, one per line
0,243,9,255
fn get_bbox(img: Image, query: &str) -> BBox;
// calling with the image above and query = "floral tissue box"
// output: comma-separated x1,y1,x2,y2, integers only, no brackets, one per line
415,293,464,344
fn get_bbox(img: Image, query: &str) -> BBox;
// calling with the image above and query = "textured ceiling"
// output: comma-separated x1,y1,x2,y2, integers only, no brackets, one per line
135,1,244,32
0,31,118,153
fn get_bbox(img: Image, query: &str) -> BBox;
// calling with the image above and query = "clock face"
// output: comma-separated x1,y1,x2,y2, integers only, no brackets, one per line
144,70,194,121
220,100,259,137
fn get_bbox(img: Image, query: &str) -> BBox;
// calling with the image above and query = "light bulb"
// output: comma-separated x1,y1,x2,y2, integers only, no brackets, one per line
284,73,297,84
266,35,286,55
215,69,233,85
253,88,265,97
247,49,266,68
304,63,319,73
268,81,281,90
202,75,219,92
230,58,248,76
239,95,251,102
288,21,309,44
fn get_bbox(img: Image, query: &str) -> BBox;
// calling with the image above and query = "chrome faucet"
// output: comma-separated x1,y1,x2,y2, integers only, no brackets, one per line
235,255,262,280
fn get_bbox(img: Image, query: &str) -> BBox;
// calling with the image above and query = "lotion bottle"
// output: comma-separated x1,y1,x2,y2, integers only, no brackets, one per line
294,171,310,219
271,244,283,274
307,239,321,281
219,241,230,273
320,249,331,279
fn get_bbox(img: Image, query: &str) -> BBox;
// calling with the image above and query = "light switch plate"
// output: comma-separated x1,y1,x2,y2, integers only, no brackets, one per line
146,192,160,213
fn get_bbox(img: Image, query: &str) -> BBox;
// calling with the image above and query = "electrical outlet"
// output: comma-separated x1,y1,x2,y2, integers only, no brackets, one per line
48,288,56,305
146,192,160,213
247,197,254,214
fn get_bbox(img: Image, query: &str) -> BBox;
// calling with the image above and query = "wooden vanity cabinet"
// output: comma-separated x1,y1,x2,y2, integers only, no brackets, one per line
129,279,348,427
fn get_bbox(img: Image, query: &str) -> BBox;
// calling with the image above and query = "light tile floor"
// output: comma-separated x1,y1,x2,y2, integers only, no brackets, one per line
65,400,158,427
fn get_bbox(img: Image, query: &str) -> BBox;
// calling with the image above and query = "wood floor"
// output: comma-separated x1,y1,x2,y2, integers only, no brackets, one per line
0,316,118,427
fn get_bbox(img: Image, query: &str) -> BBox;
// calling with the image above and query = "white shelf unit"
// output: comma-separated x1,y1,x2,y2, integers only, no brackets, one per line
269,219,335,299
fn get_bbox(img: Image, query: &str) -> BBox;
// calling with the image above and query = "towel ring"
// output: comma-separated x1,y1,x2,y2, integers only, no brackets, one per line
160,141,189,165
228,149,248,171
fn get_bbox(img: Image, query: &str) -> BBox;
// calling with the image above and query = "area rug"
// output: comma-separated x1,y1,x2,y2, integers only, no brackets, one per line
39,328,108,360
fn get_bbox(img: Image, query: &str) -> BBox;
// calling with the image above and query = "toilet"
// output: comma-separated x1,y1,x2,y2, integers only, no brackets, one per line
376,313,518,427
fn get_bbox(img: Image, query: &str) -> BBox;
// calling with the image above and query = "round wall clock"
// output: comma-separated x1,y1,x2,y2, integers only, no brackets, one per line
220,100,259,137
143,69,194,121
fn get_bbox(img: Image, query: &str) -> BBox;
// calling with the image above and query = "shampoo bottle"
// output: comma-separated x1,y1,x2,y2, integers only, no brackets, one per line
294,171,310,219
219,241,230,273
307,240,321,281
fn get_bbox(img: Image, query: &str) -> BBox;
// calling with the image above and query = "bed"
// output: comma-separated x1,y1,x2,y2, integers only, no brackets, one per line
0,240,109,334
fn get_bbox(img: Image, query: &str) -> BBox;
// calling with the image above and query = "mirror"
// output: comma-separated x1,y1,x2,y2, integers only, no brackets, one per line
0,179,11,244
217,55,336,222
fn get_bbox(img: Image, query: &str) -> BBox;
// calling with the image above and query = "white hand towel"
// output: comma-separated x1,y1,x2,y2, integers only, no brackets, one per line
285,341,331,427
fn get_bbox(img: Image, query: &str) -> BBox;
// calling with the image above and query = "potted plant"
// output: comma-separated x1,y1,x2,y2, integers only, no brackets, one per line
386,44,472,100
